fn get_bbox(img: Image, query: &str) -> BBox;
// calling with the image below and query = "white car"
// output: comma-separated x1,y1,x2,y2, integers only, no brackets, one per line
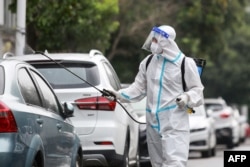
189,105,217,158
231,105,248,144
11,50,140,167
204,97,240,149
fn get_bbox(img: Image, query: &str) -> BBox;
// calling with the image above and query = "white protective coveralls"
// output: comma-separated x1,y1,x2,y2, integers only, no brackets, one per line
112,25,204,167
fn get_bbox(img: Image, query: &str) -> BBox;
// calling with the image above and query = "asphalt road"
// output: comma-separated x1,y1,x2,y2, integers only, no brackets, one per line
140,137,250,167
187,137,250,167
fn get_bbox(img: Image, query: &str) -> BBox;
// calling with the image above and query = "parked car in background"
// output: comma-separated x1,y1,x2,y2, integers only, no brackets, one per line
204,97,240,149
11,50,140,167
0,59,83,167
189,105,217,158
230,105,249,144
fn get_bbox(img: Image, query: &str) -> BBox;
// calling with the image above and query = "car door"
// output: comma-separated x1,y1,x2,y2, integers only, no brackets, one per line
30,69,75,166
17,67,60,166
18,66,74,166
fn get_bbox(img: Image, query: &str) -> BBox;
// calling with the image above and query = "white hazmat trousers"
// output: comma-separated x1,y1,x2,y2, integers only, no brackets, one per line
118,52,204,167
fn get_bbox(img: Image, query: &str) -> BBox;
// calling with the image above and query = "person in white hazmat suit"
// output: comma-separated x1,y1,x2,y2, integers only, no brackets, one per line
105,25,204,167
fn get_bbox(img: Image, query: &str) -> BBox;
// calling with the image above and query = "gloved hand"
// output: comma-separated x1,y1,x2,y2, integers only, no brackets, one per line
102,89,121,101
176,94,189,108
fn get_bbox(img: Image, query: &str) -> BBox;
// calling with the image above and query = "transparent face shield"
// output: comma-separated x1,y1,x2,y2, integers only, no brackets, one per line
142,26,170,52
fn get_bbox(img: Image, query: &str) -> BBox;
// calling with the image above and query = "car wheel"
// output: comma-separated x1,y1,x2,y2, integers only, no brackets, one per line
226,138,234,149
122,139,130,167
32,159,39,167
76,152,83,167
201,149,211,158
133,143,141,167
115,139,130,167
211,147,216,157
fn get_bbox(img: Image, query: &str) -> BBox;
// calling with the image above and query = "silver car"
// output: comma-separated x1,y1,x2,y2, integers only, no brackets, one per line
0,59,83,167
12,50,140,167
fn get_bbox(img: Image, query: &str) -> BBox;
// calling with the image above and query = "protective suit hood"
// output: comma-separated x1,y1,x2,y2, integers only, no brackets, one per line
142,25,181,62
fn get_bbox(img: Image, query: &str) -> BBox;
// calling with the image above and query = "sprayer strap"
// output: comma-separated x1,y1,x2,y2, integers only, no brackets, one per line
146,54,153,71
181,57,186,91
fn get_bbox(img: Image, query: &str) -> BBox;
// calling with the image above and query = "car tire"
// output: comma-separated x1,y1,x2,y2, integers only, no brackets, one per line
32,153,43,167
32,159,40,167
76,152,83,167
201,149,211,158
211,147,216,157
121,139,130,167
114,138,130,167
133,141,141,167
226,138,234,149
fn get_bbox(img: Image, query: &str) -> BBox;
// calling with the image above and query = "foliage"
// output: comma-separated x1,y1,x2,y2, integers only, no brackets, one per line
111,0,250,107
178,0,250,106
8,0,250,107
10,0,119,53
109,0,179,82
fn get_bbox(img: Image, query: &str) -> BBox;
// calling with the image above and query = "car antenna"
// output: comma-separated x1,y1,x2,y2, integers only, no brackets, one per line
34,50,145,124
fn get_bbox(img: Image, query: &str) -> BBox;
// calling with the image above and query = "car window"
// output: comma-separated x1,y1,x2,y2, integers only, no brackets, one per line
102,62,121,90
33,63,100,89
31,70,61,113
18,68,42,107
0,66,4,95
205,103,223,111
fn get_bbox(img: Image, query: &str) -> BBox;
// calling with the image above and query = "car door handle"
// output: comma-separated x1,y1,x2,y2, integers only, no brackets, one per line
36,118,44,125
56,123,62,130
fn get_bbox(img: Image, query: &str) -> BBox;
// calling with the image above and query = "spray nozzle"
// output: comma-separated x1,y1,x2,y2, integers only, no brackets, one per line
102,89,117,101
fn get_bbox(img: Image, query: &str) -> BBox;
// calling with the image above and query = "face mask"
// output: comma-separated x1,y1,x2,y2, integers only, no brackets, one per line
150,42,162,54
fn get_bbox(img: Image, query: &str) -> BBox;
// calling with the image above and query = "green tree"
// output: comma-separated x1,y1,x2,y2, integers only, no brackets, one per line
109,0,179,82
10,0,119,52
110,0,250,107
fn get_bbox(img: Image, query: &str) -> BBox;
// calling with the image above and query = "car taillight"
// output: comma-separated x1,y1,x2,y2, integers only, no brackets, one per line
75,96,116,111
220,112,230,118
0,101,18,133
94,141,113,145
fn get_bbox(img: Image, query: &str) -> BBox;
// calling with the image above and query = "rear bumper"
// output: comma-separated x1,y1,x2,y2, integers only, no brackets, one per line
216,127,232,144
83,150,123,166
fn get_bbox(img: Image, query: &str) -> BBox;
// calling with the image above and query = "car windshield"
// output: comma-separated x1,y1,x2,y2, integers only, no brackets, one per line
0,66,4,94
205,103,223,111
33,62,100,89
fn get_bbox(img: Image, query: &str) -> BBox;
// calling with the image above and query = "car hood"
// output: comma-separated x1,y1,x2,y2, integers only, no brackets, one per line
189,116,207,129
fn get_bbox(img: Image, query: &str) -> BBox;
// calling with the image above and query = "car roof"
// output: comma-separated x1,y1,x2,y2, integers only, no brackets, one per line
0,58,43,95
204,97,227,105
0,58,29,66
7,50,107,63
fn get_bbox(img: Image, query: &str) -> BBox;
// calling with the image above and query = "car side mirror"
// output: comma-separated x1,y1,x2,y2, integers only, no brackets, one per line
63,102,74,117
